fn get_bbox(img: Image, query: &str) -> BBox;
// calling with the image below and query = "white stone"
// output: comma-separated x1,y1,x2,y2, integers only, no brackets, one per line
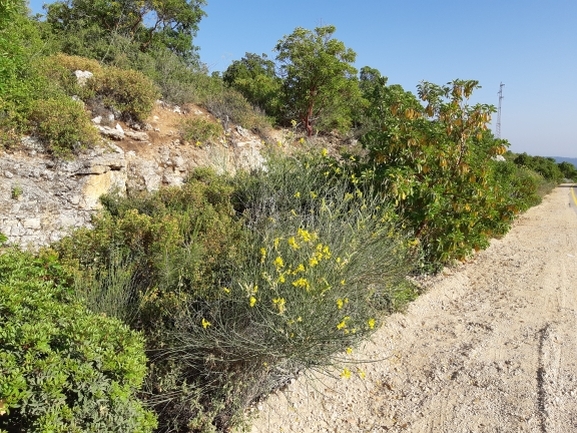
73,70,93,86
125,130,150,141
23,218,41,229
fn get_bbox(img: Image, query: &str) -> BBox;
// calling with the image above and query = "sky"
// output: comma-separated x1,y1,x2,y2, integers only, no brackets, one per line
28,0,577,157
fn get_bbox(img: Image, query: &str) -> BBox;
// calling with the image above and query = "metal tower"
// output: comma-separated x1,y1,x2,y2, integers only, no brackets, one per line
496,82,504,138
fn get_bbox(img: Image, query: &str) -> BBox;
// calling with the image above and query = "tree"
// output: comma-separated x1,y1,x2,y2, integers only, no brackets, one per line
45,0,206,63
359,79,511,267
223,52,282,119
275,25,359,136
558,161,577,181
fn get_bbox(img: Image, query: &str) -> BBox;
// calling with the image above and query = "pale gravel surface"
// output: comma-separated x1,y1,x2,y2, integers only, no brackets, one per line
245,186,577,433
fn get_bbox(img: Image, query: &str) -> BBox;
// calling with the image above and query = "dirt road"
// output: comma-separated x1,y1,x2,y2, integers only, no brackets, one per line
248,186,577,433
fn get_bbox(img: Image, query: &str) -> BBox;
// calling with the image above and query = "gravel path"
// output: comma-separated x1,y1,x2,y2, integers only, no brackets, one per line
247,186,577,433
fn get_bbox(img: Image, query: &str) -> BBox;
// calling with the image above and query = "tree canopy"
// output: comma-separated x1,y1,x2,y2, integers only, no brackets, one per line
45,0,206,63
223,52,282,118
275,25,359,136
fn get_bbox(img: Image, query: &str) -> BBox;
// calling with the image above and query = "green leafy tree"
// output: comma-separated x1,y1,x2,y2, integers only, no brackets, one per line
360,78,513,268
275,25,359,136
223,52,282,119
558,161,577,181
45,0,206,63
513,153,563,182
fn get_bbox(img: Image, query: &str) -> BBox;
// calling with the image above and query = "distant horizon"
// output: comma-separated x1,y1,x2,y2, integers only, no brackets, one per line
26,0,577,158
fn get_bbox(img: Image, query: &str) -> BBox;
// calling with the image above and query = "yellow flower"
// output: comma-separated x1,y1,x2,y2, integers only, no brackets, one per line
274,237,281,249
336,298,348,310
260,247,267,263
294,191,301,198
321,148,328,157
278,273,286,283
222,287,230,294
201,318,211,329
292,263,305,274
272,297,286,314
274,256,285,270
357,368,366,379
340,368,352,379
367,318,376,329
309,191,318,199
336,316,350,330
299,137,305,144
346,347,353,355
249,296,257,307
288,236,299,249
292,278,310,291
309,256,319,267
297,228,313,243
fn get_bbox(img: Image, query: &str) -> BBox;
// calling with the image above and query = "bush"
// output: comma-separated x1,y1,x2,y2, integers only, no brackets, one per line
163,151,414,429
55,170,248,432
27,95,100,156
88,67,160,123
0,249,157,433
179,117,223,145
56,156,414,432
204,87,271,132
37,54,103,100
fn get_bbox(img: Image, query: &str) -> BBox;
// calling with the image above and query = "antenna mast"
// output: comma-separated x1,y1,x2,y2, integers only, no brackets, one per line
496,82,504,138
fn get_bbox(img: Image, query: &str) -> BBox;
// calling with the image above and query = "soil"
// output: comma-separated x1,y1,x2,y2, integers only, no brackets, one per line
247,186,577,433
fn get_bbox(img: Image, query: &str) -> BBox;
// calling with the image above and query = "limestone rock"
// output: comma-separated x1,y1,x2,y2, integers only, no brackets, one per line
98,125,125,140
74,70,93,86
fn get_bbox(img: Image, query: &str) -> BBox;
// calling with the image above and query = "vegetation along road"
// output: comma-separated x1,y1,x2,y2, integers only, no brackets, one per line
249,186,577,433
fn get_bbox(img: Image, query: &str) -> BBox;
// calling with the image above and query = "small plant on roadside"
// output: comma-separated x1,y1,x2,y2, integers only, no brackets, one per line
10,184,22,200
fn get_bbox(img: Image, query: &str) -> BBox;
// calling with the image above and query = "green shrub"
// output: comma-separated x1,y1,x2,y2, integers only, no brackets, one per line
56,157,414,432
204,88,271,132
0,249,157,433
27,95,100,157
179,117,223,145
41,53,103,77
55,170,247,432
37,54,103,100
161,152,414,429
129,47,204,105
88,67,160,123
10,184,22,200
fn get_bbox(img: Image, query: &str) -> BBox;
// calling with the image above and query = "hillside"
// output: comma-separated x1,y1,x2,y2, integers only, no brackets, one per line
0,101,269,247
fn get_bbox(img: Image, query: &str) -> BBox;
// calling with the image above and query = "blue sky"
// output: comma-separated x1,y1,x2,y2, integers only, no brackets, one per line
28,0,577,157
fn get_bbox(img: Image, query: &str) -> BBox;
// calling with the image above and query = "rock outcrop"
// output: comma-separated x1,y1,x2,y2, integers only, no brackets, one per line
0,103,267,249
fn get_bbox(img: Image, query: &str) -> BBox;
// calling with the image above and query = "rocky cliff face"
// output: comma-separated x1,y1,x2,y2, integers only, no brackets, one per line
0,102,267,249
